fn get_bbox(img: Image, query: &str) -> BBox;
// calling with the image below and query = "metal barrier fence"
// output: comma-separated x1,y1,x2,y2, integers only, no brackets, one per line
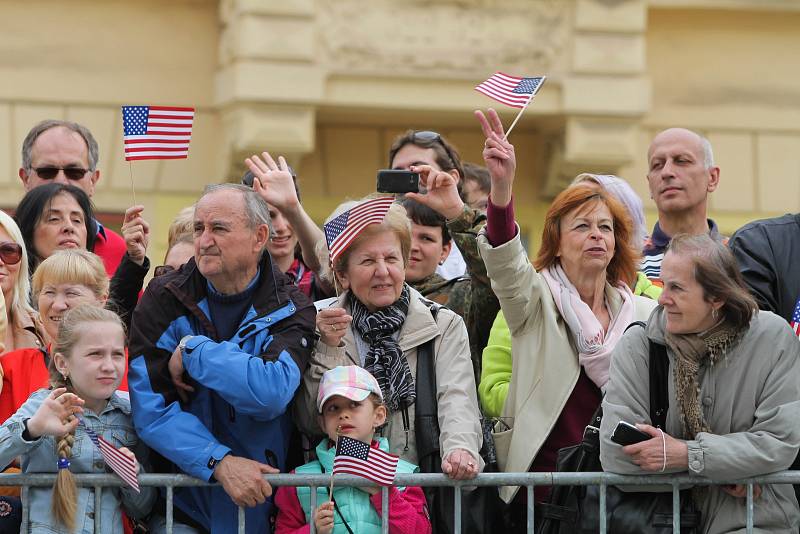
2,470,800,533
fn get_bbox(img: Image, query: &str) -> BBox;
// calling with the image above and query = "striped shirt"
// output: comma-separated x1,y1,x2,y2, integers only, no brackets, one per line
641,219,726,283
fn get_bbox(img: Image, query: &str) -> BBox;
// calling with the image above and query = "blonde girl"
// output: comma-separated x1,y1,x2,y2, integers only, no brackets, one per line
0,305,154,533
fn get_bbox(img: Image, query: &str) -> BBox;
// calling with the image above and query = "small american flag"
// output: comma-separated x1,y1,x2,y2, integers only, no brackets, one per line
122,105,194,161
791,298,800,338
83,423,140,492
475,73,546,108
332,436,399,486
324,197,394,262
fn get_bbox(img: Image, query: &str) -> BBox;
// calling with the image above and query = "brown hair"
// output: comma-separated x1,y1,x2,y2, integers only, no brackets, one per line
48,305,125,530
388,130,465,197
534,185,639,288
666,234,757,331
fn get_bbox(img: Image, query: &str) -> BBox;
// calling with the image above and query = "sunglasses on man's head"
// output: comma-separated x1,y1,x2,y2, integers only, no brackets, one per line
411,131,458,170
0,242,22,265
32,167,90,181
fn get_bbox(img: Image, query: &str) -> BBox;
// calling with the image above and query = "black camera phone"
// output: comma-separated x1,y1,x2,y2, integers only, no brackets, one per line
610,421,651,446
376,170,419,194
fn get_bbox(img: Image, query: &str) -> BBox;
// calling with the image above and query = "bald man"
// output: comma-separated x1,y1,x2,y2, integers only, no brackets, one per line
641,128,723,282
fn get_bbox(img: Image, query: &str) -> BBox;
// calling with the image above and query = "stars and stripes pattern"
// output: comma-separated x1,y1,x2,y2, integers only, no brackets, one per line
83,423,140,492
122,105,194,161
791,298,800,338
324,197,395,262
475,72,546,108
332,436,399,486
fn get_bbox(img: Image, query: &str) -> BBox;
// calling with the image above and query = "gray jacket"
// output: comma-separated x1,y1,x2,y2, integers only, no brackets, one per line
601,307,800,533
0,389,155,533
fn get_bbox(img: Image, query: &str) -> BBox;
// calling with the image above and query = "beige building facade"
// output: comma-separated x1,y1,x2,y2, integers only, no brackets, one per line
1,0,799,263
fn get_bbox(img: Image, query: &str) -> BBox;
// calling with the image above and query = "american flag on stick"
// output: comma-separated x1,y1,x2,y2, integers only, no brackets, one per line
475,73,546,109
122,105,194,161
324,197,395,262
791,298,800,338
82,423,140,492
332,435,399,486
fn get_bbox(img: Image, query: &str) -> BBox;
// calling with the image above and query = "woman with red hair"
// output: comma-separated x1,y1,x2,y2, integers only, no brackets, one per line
469,109,657,531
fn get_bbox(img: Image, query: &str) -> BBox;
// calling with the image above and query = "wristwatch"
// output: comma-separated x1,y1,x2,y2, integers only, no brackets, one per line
178,335,193,357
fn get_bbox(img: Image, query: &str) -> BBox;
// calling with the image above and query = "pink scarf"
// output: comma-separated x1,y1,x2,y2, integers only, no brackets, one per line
541,264,635,388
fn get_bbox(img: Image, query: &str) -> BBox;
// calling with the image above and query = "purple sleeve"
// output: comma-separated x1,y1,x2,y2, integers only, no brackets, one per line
486,196,517,247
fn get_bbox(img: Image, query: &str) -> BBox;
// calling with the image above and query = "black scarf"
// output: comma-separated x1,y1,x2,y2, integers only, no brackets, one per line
350,285,414,411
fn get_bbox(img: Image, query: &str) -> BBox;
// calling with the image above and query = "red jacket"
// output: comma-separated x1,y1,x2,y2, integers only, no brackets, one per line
94,222,126,277
0,346,129,423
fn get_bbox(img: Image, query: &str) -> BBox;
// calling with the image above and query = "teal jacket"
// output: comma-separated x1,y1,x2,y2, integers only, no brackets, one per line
296,437,418,534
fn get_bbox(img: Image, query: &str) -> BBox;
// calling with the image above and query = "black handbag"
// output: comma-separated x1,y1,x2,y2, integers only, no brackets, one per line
414,303,504,534
537,321,702,533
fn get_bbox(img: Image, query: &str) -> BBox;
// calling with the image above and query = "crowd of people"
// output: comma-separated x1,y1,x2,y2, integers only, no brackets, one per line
0,110,796,534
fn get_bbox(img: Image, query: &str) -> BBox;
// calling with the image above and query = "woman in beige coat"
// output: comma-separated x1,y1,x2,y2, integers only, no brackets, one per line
296,200,482,479
601,234,800,533
472,109,657,529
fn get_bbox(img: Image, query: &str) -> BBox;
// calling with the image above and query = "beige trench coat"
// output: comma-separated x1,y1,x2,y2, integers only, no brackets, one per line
295,285,483,468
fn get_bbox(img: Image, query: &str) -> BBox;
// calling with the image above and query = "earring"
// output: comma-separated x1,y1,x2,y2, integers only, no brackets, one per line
438,260,445,265
711,308,719,322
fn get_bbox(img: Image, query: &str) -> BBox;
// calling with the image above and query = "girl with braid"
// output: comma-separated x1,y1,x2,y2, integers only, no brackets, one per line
0,305,154,533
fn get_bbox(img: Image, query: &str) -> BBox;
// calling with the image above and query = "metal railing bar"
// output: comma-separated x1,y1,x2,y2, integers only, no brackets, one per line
526,485,535,533
166,485,174,534
4,471,800,487
747,483,754,533
94,485,102,534
309,485,317,534
599,483,607,534
238,506,245,534
21,485,29,533
672,481,681,534
381,486,389,534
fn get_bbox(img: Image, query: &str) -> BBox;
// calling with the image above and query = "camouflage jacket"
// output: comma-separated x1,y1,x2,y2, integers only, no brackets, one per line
410,205,500,382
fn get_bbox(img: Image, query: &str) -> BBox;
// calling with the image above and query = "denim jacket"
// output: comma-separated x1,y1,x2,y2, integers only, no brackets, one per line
0,389,156,533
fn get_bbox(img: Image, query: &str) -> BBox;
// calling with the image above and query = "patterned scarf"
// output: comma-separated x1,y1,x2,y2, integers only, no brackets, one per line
350,285,414,411
541,263,635,389
665,319,744,439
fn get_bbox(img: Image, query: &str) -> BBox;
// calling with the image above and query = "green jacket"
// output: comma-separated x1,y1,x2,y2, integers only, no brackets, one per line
411,205,500,383
479,271,661,418
296,437,418,534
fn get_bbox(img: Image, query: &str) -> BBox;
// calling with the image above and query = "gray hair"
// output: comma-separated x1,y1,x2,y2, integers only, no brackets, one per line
21,120,99,171
200,183,271,230
699,135,715,170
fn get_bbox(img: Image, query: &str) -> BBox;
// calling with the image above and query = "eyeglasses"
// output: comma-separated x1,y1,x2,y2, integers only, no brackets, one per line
32,167,90,181
411,131,459,171
0,242,22,265
154,265,176,277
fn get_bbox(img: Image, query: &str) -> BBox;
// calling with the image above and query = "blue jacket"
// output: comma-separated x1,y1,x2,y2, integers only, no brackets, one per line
128,253,316,533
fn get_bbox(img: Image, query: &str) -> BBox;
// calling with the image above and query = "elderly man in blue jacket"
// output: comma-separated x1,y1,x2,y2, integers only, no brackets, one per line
128,183,316,533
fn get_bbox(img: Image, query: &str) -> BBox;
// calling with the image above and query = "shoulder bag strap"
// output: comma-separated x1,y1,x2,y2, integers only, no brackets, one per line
413,303,441,472
648,340,670,429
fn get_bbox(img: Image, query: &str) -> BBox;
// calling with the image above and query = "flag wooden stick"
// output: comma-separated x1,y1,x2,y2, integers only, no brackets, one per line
503,92,535,141
328,426,341,503
127,162,137,205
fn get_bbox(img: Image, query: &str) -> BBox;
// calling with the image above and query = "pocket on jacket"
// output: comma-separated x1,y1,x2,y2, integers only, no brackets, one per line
491,423,513,472
110,430,137,449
